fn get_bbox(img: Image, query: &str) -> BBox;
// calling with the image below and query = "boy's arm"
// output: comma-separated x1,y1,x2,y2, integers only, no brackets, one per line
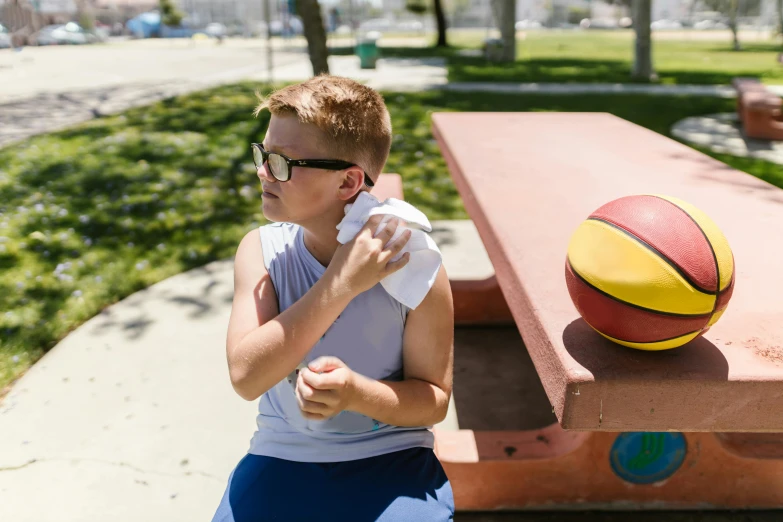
226,229,354,401
227,217,410,402
346,264,454,427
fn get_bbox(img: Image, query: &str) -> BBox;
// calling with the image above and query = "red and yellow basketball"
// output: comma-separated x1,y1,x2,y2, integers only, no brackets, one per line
565,195,735,351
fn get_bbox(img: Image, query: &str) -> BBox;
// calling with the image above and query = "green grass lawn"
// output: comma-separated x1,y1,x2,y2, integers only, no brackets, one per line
0,83,778,395
335,30,783,85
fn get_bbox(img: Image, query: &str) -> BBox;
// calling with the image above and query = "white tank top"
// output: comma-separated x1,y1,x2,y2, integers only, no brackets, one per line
246,222,435,462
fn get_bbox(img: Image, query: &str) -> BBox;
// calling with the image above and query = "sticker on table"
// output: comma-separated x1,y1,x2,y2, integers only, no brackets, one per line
610,432,687,485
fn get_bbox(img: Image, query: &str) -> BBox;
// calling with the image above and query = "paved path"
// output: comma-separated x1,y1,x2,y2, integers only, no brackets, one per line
673,112,783,165
0,258,254,521
0,39,303,147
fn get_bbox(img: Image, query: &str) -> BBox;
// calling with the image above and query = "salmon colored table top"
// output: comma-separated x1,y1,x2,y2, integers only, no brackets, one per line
432,112,783,432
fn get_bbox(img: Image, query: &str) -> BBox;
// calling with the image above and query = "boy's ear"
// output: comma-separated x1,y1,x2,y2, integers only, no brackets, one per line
336,166,366,201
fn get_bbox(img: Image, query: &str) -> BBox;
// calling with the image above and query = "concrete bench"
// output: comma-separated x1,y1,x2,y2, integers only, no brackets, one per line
732,77,783,140
430,111,783,510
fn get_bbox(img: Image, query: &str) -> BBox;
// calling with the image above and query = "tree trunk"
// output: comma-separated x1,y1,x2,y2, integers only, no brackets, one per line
631,0,655,81
297,0,329,76
491,0,516,62
778,0,783,38
729,0,741,51
263,0,273,82
433,0,448,47
75,0,95,30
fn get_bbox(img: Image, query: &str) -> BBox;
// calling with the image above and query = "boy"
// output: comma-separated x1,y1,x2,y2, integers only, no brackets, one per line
211,75,455,521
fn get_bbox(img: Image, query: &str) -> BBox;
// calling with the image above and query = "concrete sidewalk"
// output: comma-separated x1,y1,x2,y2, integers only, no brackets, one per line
0,40,305,148
0,258,253,521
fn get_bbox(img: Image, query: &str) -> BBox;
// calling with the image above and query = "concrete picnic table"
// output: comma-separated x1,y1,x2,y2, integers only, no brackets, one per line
432,111,783,433
429,111,783,510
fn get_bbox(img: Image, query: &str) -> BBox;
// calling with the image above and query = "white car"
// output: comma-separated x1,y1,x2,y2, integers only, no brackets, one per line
33,23,98,46
651,19,683,30
205,23,227,38
358,18,393,33
0,24,11,49
515,20,543,30
693,20,729,30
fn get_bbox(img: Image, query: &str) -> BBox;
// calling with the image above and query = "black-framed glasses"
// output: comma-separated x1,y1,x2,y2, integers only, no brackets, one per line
251,143,374,188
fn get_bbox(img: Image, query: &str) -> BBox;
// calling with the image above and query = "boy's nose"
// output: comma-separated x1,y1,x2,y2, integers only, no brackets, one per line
257,164,276,182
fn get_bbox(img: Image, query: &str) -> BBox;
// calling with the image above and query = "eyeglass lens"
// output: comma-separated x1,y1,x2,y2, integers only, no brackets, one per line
253,146,289,182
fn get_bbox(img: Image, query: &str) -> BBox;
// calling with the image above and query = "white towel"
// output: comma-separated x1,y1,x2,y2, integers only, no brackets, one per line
335,191,442,309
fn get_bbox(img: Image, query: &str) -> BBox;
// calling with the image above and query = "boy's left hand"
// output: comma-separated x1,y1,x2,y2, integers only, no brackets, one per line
295,356,357,420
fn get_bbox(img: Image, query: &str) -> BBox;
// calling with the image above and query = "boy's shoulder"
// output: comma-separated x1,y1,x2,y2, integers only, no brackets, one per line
237,222,292,259
257,222,301,261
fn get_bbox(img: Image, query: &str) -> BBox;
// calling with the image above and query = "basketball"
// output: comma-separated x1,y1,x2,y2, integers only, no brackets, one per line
565,195,735,351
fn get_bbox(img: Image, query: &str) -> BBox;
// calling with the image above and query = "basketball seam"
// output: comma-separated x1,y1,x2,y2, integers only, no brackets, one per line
567,258,713,319
586,217,716,296
648,196,721,327
596,325,704,345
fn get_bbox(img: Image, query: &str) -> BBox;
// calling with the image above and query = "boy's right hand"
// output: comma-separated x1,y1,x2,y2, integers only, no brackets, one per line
327,215,412,297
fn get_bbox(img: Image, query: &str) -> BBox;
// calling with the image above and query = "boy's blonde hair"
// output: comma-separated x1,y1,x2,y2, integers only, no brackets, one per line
254,75,392,182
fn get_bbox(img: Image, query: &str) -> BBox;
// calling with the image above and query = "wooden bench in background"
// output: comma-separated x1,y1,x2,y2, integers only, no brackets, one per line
732,77,783,141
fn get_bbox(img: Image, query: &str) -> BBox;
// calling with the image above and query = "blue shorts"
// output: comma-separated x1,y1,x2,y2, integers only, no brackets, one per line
211,447,454,522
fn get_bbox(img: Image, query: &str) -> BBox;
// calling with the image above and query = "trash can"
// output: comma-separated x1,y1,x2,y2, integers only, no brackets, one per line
483,37,504,62
356,31,381,69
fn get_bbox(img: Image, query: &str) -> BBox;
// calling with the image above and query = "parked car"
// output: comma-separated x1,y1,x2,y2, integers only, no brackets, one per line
515,20,543,30
30,25,61,46
205,22,227,38
0,23,11,49
268,16,303,36
30,23,98,46
651,19,684,30
693,19,729,30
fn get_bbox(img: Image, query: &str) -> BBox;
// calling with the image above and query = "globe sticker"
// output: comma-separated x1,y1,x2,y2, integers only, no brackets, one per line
610,432,687,485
